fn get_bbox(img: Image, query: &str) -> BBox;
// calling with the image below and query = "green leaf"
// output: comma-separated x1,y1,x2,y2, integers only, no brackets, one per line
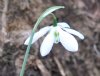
33,6,65,31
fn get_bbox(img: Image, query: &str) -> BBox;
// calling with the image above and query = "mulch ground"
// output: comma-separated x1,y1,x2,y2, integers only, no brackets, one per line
0,0,100,76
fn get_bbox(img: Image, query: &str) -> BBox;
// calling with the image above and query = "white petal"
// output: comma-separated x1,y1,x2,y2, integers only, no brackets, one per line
57,22,70,28
63,28,84,39
58,27,78,52
24,26,51,45
40,29,55,56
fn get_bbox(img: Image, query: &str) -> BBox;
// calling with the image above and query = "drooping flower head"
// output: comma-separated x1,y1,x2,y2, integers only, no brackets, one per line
24,22,84,56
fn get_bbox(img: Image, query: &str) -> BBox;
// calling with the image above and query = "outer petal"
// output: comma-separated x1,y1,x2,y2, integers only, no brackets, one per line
57,22,70,28
24,26,51,45
62,28,84,39
58,27,78,52
40,28,55,56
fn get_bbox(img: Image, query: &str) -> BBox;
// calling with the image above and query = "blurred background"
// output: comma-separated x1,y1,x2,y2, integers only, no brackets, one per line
0,0,100,76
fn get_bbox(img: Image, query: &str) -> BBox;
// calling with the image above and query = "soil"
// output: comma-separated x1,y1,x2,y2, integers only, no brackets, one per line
0,0,100,76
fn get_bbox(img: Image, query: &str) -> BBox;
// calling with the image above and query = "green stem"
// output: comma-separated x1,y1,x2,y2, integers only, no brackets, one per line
19,30,34,76
19,18,41,76
19,18,40,76
51,13,57,27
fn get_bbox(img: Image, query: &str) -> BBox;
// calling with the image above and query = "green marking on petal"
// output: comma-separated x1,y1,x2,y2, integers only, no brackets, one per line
54,31,59,37
54,31,60,44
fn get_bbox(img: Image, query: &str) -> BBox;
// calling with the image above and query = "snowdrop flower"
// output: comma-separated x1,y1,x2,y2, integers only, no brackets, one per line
24,22,84,56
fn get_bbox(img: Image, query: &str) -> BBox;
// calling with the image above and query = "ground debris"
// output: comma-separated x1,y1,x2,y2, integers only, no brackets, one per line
0,0,100,76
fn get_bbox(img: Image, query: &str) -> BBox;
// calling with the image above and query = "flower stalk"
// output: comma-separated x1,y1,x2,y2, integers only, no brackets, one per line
51,13,57,27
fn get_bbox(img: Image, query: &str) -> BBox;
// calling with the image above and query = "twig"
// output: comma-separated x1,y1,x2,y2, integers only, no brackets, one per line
36,59,51,76
93,44,100,56
20,0,30,10
25,0,30,8
0,0,9,56
2,0,9,35
53,56,66,76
